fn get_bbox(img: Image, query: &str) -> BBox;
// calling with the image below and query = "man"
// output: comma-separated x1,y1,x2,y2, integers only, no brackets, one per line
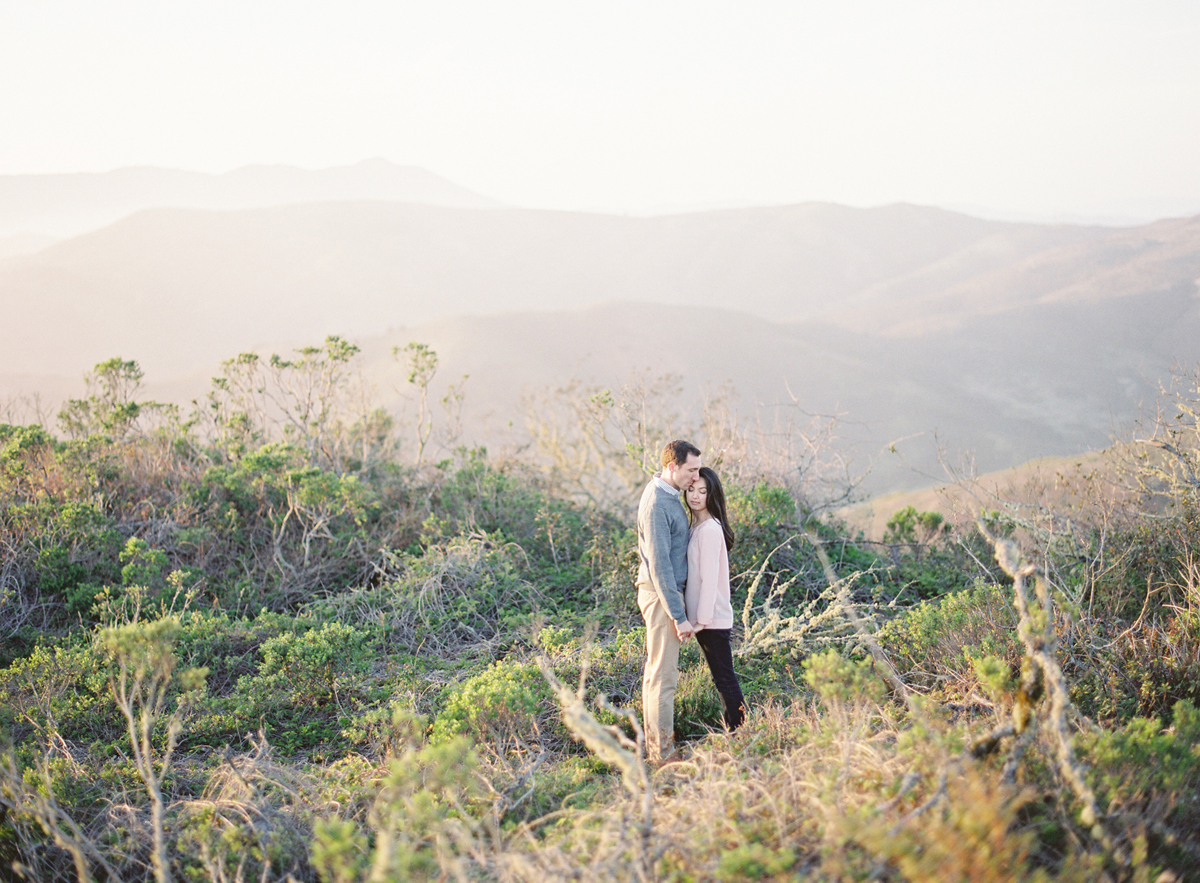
636,439,702,764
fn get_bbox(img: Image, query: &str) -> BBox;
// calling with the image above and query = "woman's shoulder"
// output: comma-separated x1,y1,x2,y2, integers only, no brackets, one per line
693,518,723,538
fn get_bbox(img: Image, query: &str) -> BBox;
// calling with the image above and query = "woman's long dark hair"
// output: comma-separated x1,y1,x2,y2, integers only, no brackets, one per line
696,466,735,551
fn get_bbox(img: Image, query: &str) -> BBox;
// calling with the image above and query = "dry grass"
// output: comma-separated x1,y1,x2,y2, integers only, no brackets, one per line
451,688,1112,883
3,642,1189,883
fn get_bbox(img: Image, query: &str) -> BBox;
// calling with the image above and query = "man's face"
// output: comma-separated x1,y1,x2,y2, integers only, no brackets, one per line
667,453,702,490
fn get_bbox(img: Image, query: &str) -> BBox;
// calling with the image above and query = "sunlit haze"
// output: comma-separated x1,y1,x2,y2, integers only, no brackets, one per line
3,1,1200,221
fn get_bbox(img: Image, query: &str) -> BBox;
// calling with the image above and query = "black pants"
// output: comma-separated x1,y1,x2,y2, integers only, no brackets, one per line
695,629,746,731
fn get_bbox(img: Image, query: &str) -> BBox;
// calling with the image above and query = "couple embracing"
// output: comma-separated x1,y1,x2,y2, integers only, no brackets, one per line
636,439,746,764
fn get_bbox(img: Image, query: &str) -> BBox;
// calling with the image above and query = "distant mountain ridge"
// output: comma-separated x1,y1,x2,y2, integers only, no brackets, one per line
0,233,56,260
0,199,1144,378
839,214,1200,336
0,159,503,238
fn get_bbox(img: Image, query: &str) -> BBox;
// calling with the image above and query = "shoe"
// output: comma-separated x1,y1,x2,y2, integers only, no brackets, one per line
648,748,683,768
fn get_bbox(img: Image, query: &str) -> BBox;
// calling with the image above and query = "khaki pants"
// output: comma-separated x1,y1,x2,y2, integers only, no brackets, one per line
638,587,680,761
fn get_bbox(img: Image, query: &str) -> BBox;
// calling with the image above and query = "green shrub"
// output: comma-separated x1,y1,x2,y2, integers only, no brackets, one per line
716,843,796,881
802,649,886,707
17,752,143,825
239,621,370,711
429,659,553,749
320,735,478,882
518,754,611,820
0,423,53,465
726,482,798,580
883,506,945,545
118,536,169,589
184,441,386,611
311,818,368,883
172,608,299,695
33,545,86,599
5,496,122,624
884,546,982,600
0,639,119,747
1069,613,1200,723
1081,699,1200,816
189,621,377,754
586,525,641,622
310,534,544,657
877,579,1020,694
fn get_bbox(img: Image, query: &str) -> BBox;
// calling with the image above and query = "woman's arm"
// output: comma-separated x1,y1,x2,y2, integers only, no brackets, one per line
694,523,723,627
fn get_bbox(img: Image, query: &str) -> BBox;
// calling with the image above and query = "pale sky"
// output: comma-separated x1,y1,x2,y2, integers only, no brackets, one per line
3,1,1199,220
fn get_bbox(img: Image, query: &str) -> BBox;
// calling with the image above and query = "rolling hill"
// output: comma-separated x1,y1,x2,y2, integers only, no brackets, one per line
3,195,1199,495
0,200,1128,378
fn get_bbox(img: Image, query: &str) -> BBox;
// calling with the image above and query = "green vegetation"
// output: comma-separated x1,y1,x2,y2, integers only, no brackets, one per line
2,346,1200,881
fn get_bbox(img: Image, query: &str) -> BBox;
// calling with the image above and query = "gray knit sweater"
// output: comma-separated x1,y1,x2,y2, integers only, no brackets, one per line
635,477,690,624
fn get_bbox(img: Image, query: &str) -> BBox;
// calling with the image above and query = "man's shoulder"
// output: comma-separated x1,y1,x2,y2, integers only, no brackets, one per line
638,481,682,520
639,479,672,502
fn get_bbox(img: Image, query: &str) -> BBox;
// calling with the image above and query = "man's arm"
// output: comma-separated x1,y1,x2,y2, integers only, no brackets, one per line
644,501,690,626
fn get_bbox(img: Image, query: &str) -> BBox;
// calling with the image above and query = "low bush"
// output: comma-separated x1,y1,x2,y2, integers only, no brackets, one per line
1068,611,1200,724
1078,699,1200,854
0,638,118,748
200,621,375,755
878,578,1021,696
429,659,554,750
309,533,545,658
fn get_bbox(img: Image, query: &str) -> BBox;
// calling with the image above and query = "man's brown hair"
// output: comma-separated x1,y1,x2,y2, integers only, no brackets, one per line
661,439,701,468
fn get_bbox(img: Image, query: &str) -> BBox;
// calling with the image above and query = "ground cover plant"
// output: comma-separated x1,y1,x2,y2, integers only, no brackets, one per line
2,345,1199,882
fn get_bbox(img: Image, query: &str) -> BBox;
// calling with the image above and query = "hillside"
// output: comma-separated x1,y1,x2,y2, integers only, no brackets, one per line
838,214,1200,336
340,291,1200,495
841,451,1112,539
3,344,1199,881
4,287,1181,496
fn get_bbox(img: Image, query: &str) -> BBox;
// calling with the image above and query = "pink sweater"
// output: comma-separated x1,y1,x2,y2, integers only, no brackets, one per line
684,518,734,630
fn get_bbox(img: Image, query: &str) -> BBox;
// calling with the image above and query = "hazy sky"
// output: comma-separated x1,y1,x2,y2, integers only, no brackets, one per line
3,1,1199,219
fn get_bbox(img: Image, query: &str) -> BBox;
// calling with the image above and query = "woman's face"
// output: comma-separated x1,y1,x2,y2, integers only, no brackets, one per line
685,476,708,514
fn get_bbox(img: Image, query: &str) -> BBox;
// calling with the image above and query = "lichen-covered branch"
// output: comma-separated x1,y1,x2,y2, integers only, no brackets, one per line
976,522,1109,845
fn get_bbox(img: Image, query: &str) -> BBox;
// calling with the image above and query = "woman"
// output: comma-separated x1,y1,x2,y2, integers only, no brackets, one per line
683,466,746,731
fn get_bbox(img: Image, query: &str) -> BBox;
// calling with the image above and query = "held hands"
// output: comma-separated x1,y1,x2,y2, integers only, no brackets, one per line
675,619,696,641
